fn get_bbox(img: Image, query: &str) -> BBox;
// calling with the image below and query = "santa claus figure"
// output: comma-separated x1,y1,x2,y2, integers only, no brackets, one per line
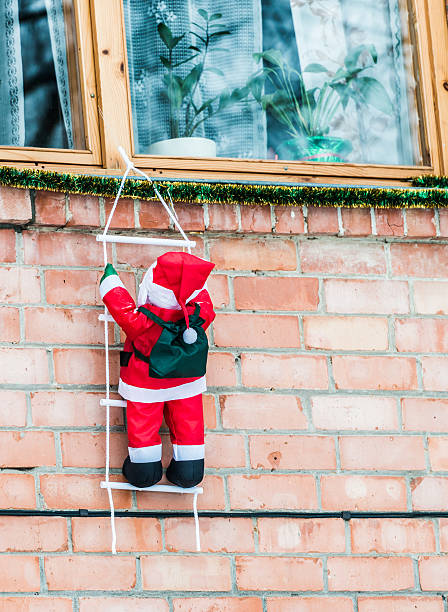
99,251,215,489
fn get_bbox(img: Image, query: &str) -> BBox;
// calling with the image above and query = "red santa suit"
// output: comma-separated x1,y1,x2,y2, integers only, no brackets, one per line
99,251,215,488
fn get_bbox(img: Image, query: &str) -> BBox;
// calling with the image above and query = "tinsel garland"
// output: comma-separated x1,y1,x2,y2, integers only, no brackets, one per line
412,175,448,189
1,165,448,208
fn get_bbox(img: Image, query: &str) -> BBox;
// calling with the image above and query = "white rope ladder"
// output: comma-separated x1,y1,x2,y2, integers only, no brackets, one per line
99,148,202,554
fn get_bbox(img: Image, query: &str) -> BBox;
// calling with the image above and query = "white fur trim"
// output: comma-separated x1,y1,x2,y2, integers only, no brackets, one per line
100,274,125,299
173,444,205,461
137,263,206,308
118,376,206,403
129,444,162,463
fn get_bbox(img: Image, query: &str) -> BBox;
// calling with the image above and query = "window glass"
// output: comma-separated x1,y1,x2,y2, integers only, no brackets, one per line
124,0,428,166
0,0,84,149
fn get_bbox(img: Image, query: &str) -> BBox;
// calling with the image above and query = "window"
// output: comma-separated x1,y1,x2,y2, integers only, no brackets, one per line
1,0,448,182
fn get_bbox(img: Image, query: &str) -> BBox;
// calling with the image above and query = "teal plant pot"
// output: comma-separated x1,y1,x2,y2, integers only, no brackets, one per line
278,136,353,163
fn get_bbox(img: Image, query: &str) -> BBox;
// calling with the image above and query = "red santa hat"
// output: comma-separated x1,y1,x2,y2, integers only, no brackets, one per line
138,251,215,343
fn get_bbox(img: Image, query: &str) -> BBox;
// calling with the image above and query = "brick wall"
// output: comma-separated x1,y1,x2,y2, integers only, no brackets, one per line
1,186,448,610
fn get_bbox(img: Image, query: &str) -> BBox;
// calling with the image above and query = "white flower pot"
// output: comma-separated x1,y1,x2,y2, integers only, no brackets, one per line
146,137,217,158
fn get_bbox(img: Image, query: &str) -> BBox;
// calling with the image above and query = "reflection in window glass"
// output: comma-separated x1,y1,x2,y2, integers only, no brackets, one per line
0,0,84,149
124,0,427,166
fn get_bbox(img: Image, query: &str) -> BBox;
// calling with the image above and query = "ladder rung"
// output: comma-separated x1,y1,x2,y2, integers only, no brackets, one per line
96,235,196,248
98,313,114,322
100,399,127,408
101,481,203,494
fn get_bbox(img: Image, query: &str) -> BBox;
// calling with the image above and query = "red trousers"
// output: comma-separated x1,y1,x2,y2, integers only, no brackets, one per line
126,394,204,463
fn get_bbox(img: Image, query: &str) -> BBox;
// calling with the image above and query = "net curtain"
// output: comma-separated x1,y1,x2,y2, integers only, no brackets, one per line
0,0,73,148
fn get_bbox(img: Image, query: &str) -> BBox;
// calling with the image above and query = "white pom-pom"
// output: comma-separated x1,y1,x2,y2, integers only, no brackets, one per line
183,327,198,344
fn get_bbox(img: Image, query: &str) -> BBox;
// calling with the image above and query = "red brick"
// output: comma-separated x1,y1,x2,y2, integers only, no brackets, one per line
428,437,448,470
80,599,168,612
414,281,448,314
139,200,171,229
166,517,254,552
0,431,55,468
358,598,443,612
422,357,448,391
327,557,414,591
45,555,136,590
0,474,36,509
0,229,16,262
0,267,40,304
274,205,305,234
311,395,397,431
208,274,229,309
0,348,49,384
31,391,123,427
419,557,448,590
240,205,272,233
437,518,448,550
391,243,448,277
40,474,132,510
173,203,205,231
403,397,448,432
236,556,323,591
25,307,105,344
0,598,72,612
72,516,162,552
61,432,127,468
174,599,262,612
23,231,103,266
341,208,372,236
396,318,448,352
0,556,40,592
205,433,246,468
0,187,32,224
438,209,448,237
411,477,448,510
137,475,225,510
304,316,388,350
249,435,336,470
307,206,339,234
53,348,119,385
207,352,236,387
209,237,297,271
267,598,353,612
141,555,231,591
214,313,300,348
228,474,317,510
301,241,386,275
67,194,100,227
34,191,66,225
321,475,407,511
375,208,404,236
339,435,425,471
325,279,409,314
0,390,27,426
104,197,134,229
116,237,204,267
333,356,417,390
351,518,435,553
221,394,307,430
242,353,328,390
258,518,345,553
406,209,436,237
0,307,20,342
45,268,135,305
0,516,67,552
203,394,217,429
207,204,238,231
234,276,319,311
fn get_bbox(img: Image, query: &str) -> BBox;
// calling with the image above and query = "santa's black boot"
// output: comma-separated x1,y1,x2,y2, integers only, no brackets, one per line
166,458,204,488
122,455,163,488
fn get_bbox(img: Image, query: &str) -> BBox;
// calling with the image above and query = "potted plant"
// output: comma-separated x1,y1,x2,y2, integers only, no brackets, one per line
147,9,248,157
249,45,394,162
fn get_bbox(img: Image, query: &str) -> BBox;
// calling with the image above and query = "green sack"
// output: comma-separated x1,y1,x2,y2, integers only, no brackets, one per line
133,303,208,379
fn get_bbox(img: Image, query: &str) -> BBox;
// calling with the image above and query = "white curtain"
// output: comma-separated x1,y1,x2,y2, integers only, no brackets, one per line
123,0,266,158
0,0,73,148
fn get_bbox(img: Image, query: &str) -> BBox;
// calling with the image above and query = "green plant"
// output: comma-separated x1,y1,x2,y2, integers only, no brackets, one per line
157,9,248,139
249,45,393,158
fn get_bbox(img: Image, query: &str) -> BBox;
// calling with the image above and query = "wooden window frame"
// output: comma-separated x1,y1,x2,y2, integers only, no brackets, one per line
2,0,448,185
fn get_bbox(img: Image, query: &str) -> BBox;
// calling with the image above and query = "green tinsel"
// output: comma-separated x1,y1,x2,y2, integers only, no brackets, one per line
1,164,448,208
412,175,448,189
